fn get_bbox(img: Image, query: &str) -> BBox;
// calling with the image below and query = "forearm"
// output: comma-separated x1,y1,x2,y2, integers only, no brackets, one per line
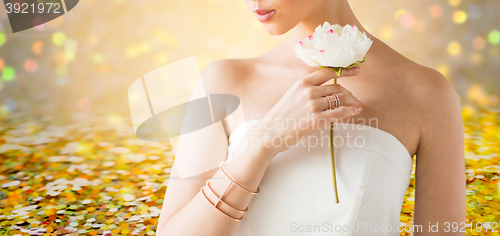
158,142,277,236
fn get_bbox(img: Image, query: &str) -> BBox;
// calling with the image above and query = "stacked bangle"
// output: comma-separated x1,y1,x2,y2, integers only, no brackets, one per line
200,161,260,221
219,162,260,194
201,186,244,221
206,179,248,213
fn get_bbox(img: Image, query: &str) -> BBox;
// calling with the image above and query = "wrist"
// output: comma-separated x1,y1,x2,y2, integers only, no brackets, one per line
256,139,280,161
245,126,280,162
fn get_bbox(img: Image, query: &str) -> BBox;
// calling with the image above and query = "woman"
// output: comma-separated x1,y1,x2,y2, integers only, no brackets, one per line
156,0,466,235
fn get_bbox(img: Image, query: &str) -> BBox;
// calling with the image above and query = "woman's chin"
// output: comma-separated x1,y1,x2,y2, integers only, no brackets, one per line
263,25,289,36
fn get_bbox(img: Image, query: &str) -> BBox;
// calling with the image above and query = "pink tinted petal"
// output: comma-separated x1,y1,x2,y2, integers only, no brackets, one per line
319,50,325,53
308,35,313,40
299,41,304,47
327,29,334,34
351,25,355,32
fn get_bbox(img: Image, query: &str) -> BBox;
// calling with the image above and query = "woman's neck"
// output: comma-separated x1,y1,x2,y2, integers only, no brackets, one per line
290,0,366,43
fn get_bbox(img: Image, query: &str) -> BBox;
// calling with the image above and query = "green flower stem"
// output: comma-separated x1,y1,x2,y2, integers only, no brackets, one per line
331,77,339,204
318,58,365,204
317,65,340,203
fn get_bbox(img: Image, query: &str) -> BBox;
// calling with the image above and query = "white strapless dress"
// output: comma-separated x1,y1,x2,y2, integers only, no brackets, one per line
227,120,413,236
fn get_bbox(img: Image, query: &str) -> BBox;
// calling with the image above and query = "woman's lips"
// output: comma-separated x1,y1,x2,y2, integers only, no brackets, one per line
254,9,275,23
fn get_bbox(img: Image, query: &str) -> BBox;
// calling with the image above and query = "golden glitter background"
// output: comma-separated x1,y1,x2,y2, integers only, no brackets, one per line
0,0,498,235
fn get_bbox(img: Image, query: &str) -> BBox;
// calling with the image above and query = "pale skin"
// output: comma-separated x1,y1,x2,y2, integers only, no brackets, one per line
156,0,466,235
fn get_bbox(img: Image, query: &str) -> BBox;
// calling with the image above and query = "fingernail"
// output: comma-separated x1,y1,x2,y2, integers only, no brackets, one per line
358,106,363,112
353,67,360,73
357,100,361,106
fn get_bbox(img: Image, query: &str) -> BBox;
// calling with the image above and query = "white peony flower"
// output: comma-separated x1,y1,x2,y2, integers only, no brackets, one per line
294,22,373,75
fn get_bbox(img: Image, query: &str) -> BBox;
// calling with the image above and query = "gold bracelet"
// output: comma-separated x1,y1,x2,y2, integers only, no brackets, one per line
200,186,243,221
219,162,260,194
205,179,248,213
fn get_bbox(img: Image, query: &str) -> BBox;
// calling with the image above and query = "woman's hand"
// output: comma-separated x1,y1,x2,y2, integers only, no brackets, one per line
251,66,363,154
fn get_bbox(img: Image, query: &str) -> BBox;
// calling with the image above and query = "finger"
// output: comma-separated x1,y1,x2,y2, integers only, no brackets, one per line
315,93,359,111
319,105,363,122
313,83,354,98
313,84,361,107
307,66,360,86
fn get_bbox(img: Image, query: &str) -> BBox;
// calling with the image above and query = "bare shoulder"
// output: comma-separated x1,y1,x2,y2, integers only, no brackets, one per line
400,62,461,116
200,58,256,95
397,62,463,145
406,63,458,98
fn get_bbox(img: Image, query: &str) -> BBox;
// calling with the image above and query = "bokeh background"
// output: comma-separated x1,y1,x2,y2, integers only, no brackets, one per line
0,0,499,235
